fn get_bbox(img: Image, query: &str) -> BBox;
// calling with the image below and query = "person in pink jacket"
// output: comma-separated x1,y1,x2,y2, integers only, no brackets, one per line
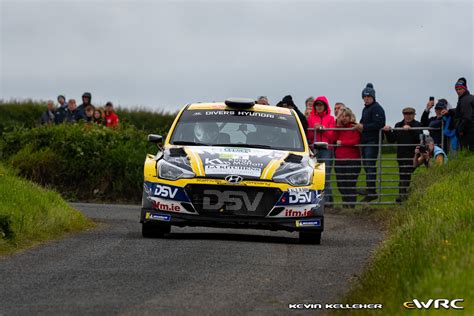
307,96,336,203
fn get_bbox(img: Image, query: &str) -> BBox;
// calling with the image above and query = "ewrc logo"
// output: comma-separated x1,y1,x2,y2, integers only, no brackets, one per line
403,299,464,310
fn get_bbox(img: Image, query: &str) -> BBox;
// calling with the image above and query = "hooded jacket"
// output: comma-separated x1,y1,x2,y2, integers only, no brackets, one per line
306,96,335,145
333,122,361,159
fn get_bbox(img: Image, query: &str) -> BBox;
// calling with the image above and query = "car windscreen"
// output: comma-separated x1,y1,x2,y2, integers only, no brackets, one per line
170,109,305,152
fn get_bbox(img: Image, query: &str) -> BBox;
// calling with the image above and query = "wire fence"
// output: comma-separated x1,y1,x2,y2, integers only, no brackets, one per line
308,124,445,206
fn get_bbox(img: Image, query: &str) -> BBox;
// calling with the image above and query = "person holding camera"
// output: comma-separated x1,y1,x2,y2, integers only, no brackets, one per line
413,135,447,168
384,107,422,203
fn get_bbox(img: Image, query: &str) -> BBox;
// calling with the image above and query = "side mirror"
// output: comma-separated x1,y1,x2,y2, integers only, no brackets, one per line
148,134,163,145
313,142,328,151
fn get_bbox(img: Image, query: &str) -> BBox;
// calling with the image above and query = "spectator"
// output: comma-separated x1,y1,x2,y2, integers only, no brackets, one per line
420,99,449,151
383,107,422,203
307,96,335,203
413,135,448,168
65,99,86,123
84,105,95,122
93,108,105,125
437,98,459,153
334,102,346,125
304,97,315,119
276,95,308,133
78,92,93,115
355,83,386,202
333,107,361,207
104,102,120,128
256,96,269,105
454,77,474,151
57,95,67,108
55,95,68,124
40,100,56,125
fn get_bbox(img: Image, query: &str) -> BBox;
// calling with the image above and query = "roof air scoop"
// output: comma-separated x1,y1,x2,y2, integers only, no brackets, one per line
225,98,256,109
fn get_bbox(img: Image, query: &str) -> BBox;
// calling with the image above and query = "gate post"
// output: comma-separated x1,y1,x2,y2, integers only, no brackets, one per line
377,128,383,203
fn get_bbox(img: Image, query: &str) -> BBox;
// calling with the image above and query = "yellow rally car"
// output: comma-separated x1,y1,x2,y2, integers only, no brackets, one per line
141,98,326,244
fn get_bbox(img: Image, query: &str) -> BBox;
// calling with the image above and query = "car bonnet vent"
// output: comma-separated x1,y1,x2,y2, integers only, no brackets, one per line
284,153,303,163
169,147,187,157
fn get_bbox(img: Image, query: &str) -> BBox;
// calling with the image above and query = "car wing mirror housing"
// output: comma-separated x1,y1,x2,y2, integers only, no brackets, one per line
313,142,328,151
148,134,163,145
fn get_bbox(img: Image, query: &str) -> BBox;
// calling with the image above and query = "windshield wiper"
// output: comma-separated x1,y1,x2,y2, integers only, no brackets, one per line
214,143,273,149
172,141,209,146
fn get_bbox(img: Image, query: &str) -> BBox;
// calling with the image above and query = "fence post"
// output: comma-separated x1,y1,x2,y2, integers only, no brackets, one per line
377,128,383,202
441,119,445,150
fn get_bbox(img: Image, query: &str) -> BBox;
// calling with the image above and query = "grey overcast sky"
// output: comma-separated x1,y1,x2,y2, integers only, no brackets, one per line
1,0,473,124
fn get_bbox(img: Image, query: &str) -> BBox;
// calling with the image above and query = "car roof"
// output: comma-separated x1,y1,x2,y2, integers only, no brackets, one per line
186,102,293,115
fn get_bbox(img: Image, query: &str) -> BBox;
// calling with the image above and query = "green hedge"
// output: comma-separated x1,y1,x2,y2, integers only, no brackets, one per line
0,100,45,133
1,124,158,202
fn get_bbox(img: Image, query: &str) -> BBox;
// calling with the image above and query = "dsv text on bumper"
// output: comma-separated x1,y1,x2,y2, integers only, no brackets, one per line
288,303,383,309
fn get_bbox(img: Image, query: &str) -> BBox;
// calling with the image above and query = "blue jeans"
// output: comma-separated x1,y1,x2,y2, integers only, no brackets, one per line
316,149,334,202
361,143,379,193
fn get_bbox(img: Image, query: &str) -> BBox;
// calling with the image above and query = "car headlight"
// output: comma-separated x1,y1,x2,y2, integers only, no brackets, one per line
273,166,313,186
158,159,195,180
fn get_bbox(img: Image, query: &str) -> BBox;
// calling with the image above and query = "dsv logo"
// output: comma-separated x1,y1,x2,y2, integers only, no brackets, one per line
203,190,263,212
154,185,178,199
403,299,464,310
289,191,312,204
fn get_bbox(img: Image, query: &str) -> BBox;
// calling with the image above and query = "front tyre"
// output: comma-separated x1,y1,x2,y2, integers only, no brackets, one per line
142,222,171,238
299,231,322,245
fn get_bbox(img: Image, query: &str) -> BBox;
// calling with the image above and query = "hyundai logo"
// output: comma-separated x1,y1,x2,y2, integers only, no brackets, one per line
225,175,243,184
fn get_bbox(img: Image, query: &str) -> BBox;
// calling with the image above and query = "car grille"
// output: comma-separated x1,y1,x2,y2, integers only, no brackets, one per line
185,184,282,217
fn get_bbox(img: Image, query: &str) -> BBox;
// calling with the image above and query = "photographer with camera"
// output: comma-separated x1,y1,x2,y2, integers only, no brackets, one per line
413,135,447,168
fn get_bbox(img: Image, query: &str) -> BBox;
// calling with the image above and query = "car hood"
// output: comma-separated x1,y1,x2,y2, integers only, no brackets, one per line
176,146,304,180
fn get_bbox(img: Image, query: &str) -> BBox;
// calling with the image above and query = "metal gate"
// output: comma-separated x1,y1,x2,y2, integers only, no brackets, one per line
308,125,444,206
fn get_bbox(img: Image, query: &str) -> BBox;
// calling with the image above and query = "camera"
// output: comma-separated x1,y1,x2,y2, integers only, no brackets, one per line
418,134,428,153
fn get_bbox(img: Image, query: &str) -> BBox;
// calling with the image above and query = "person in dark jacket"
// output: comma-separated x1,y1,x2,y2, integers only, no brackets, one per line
420,99,451,152
383,107,422,203
40,100,56,125
55,95,68,124
276,95,309,133
355,83,386,202
78,92,94,116
65,99,86,123
454,77,474,151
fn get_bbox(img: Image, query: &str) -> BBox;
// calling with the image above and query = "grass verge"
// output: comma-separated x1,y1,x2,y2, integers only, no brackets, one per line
0,163,93,255
335,153,473,315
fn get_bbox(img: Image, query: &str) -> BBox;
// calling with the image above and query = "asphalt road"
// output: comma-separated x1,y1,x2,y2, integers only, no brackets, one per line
0,203,382,315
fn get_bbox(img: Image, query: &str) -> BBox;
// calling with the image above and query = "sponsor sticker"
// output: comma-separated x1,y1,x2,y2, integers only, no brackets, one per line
224,147,251,153
277,190,322,206
296,219,321,227
145,182,190,202
288,187,310,192
283,209,313,217
204,110,275,119
145,212,171,222
205,165,261,177
152,199,182,213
